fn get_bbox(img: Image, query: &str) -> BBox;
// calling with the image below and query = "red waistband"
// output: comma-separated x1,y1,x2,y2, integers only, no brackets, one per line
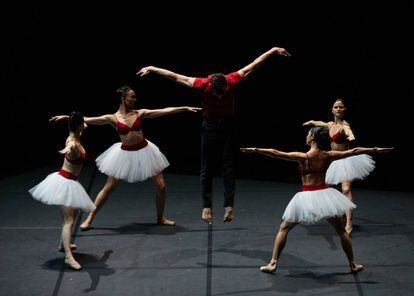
301,185,328,191
121,140,148,151
58,169,78,181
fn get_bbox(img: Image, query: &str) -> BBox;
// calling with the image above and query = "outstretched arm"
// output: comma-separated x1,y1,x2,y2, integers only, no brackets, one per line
137,66,196,87
329,147,394,161
140,107,201,119
240,147,306,162
50,114,116,126
303,120,330,127
237,47,291,79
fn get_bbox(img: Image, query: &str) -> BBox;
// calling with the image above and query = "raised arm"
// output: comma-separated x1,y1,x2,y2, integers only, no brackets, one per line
137,66,195,87
240,147,306,162
329,147,394,161
139,106,201,119
303,120,330,127
237,47,291,79
50,114,116,126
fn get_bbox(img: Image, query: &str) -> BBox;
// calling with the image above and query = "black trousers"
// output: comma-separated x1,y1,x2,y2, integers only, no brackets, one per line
200,118,237,208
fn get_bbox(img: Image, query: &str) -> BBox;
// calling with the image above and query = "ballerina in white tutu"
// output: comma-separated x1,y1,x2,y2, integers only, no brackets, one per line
240,126,392,274
29,112,95,270
51,86,200,230
303,98,374,236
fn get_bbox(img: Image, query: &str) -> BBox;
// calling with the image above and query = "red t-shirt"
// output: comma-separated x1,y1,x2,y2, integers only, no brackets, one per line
192,72,243,119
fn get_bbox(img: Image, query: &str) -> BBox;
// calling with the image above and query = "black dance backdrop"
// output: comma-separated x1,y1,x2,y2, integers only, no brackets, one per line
2,1,412,192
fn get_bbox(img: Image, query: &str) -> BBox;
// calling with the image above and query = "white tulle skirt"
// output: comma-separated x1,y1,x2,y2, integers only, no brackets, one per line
28,172,96,212
95,140,169,183
325,154,375,185
282,187,356,224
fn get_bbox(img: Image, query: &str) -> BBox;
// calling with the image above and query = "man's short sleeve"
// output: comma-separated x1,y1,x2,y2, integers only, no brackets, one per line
192,77,209,91
225,72,243,89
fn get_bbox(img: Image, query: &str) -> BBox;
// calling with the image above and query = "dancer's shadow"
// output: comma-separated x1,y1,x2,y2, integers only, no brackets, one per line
42,250,115,292
212,248,378,295
76,223,246,237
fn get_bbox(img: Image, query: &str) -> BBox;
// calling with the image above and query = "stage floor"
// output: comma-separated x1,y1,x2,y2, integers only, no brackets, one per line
1,166,413,296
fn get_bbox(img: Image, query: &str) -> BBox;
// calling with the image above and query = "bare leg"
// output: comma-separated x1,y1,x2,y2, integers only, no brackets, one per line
342,180,353,235
260,221,299,273
58,209,79,251
80,176,119,230
60,206,81,270
327,216,363,273
152,173,175,225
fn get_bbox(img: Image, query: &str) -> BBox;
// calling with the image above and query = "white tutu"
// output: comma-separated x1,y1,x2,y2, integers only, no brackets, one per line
325,154,375,185
282,187,356,224
95,140,169,183
28,172,96,212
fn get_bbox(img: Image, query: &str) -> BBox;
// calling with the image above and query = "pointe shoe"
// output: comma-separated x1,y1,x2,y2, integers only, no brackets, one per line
58,244,77,252
350,262,364,273
79,221,92,231
223,207,234,223
260,261,277,273
65,257,82,270
157,216,176,226
202,208,212,224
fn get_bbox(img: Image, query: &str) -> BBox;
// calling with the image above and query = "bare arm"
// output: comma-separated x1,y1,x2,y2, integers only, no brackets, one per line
303,120,330,127
83,115,116,125
329,147,394,161
50,114,116,126
240,147,306,162
237,47,291,79
137,66,196,87
140,106,201,119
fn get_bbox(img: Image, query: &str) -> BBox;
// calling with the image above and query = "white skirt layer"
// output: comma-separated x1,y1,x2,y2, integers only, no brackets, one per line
95,140,169,183
282,188,356,224
325,154,375,185
28,172,96,212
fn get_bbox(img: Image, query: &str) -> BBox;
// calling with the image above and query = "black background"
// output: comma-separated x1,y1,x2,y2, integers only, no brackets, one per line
2,1,412,192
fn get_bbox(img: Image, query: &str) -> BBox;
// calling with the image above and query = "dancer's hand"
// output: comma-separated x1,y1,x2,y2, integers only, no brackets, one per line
50,115,69,122
375,147,394,153
302,120,313,126
186,107,202,113
136,66,154,77
271,47,291,57
240,147,256,153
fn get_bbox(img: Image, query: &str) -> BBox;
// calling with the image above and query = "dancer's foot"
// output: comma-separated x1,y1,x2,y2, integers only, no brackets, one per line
202,208,212,224
223,206,234,223
350,262,364,273
58,244,77,252
79,220,92,231
157,216,176,226
260,260,277,273
65,257,82,270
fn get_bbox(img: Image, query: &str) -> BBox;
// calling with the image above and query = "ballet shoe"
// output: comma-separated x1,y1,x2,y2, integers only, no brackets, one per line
350,262,364,273
79,221,92,231
202,208,212,224
260,261,277,273
65,257,82,270
223,207,234,223
58,244,77,252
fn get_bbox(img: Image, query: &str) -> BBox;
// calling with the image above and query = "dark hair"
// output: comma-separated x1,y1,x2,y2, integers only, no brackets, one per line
210,73,227,97
116,86,132,100
310,126,330,150
333,97,345,105
68,111,84,132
